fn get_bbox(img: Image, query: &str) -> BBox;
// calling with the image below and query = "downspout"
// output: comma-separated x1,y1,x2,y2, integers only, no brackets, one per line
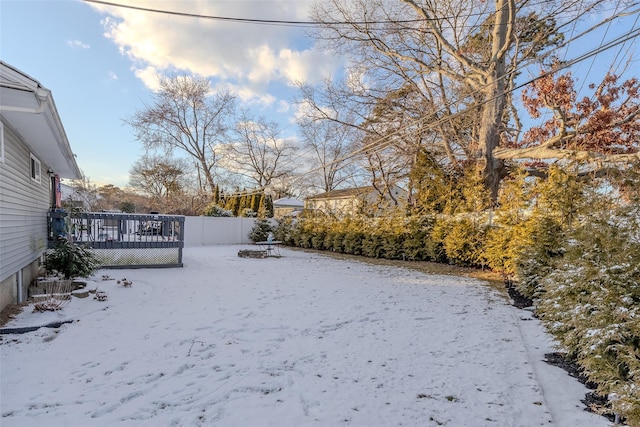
17,270,23,303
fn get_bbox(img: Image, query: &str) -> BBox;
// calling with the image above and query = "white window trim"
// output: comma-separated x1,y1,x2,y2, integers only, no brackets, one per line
30,153,41,183
0,122,4,164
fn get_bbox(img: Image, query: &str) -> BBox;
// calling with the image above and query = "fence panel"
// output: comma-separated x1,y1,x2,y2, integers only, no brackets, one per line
183,216,259,246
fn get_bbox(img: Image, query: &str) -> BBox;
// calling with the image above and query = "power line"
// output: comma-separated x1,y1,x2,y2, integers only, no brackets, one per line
82,0,632,30
299,22,640,179
95,0,639,193
221,19,640,193
82,0,427,27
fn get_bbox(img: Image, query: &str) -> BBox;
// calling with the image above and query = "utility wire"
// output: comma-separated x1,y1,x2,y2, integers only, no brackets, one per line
82,0,632,30
82,0,426,26
284,5,640,183
208,20,640,197
91,0,639,193
299,23,640,179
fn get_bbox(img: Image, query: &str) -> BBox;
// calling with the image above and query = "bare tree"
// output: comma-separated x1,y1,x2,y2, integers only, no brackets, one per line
221,112,298,189
64,175,99,211
129,155,189,199
307,0,606,201
126,75,236,194
298,115,360,193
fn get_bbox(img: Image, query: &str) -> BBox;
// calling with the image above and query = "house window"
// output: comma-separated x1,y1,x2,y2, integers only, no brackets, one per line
0,122,4,163
30,153,41,183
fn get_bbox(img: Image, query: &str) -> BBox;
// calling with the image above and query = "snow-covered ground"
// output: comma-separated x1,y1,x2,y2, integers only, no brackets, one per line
0,246,610,427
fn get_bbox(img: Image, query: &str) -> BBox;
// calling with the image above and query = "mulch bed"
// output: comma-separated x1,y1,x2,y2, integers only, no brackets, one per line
0,303,29,328
505,285,615,423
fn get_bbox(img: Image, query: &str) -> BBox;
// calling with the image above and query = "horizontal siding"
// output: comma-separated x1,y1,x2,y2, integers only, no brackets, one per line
0,120,50,283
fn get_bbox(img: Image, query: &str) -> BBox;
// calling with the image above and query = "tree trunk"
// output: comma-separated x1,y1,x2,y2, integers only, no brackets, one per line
201,159,215,194
478,76,506,204
477,0,512,203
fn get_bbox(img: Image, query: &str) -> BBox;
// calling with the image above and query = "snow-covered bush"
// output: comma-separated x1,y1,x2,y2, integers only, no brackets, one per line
248,218,273,242
537,207,640,425
202,203,232,217
513,215,566,298
273,217,297,245
44,237,99,280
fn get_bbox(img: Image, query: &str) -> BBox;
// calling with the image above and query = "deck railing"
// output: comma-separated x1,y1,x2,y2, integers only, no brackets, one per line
48,210,185,268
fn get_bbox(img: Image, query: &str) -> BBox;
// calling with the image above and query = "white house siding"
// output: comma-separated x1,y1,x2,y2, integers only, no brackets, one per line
0,120,51,311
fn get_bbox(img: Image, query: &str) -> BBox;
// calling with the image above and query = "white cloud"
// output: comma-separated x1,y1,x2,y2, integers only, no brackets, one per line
278,48,339,86
132,66,162,92
108,71,118,81
67,39,90,49
276,100,291,114
91,1,342,109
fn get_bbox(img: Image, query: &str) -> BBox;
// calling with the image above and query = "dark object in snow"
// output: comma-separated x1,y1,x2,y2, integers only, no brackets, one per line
238,249,268,259
0,319,74,335
117,278,133,287
505,283,533,309
544,352,617,423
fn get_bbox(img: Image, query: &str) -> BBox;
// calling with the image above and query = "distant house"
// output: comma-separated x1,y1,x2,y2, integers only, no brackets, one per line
304,185,406,217
0,61,82,312
272,197,304,219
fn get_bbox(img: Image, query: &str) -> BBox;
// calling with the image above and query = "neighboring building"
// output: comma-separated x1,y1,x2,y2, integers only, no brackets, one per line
0,61,82,312
272,197,304,219
304,185,407,217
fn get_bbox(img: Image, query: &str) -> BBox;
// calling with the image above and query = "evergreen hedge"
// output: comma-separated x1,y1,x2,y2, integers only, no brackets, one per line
536,208,640,424
280,167,639,424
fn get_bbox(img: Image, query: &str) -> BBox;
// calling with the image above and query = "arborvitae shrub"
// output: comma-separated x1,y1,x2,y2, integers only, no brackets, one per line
514,214,565,299
202,203,233,217
273,217,296,245
537,209,640,425
330,232,346,253
343,231,364,255
322,231,334,251
361,233,382,258
484,225,517,279
311,231,327,250
402,229,430,261
433,217,487,267
484,169,531,278
297,232,312,248
382,232,404,260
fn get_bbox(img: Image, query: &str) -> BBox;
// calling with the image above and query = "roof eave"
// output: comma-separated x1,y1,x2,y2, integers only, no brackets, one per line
0,61,82,179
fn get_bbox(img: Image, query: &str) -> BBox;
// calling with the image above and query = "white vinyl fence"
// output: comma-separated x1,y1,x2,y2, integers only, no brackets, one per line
184,217,273,246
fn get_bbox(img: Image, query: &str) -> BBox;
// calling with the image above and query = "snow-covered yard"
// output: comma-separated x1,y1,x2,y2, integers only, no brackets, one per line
0,246,609,426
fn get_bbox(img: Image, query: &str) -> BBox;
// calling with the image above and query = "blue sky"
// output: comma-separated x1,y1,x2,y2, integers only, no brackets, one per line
2,0,150,187
1,0,637,190
0,0,334,188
